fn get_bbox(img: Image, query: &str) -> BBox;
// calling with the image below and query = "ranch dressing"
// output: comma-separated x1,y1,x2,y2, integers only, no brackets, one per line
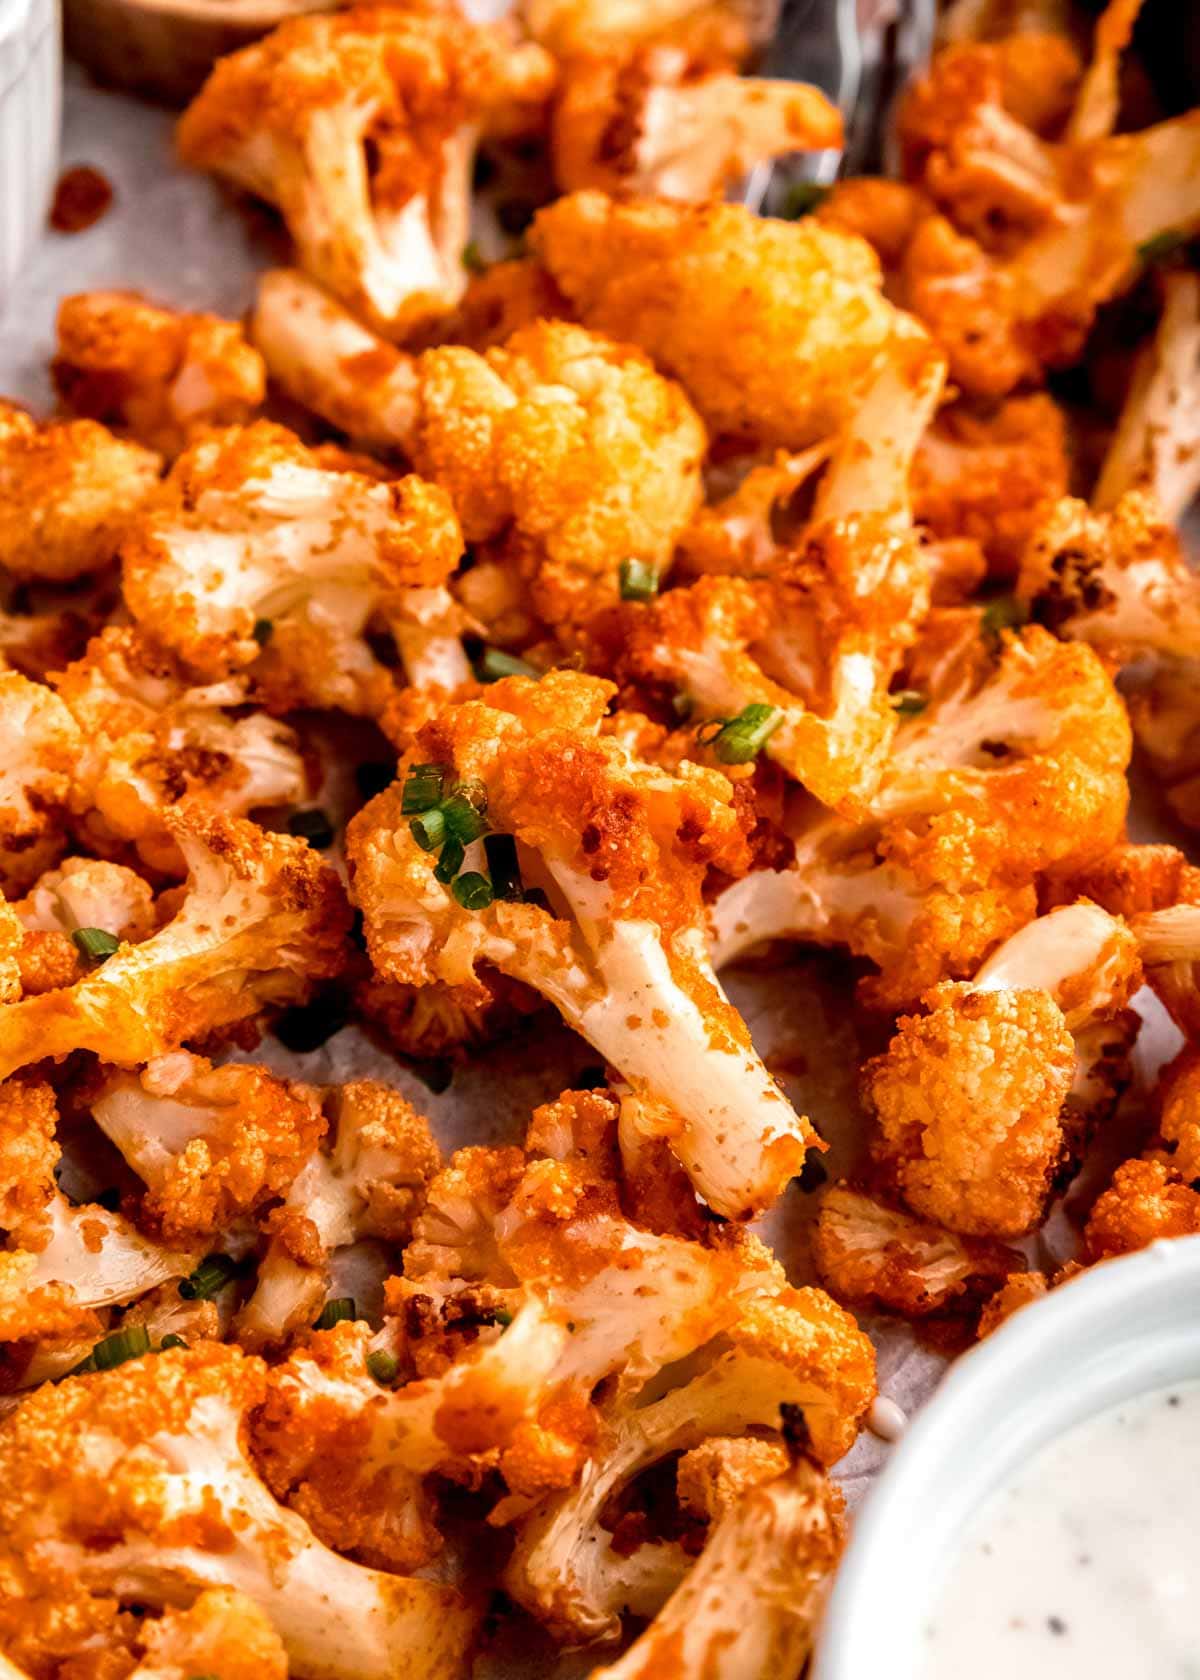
922,1380,1200,1679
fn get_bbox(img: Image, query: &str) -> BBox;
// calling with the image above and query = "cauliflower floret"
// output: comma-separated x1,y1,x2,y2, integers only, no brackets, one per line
348,670,816,1218
12,856,156,996
0,803,350,1082
504,1287,873,1640
128,1589,287,1680
52,291,265,458
911,392,1069,577
1085,1158,1200,1261
551,45,842,201
89,1052,325,1247
812,1184,1021,1316
673,1435,792,1520
177,4,554,339
588,1464,844,1680
0,672,82,896
1154,1051,1200,1183
0,401,160,582
529,191,925,449
976,1268,1050,1337
0,1343,477,1680
121,422,469,715
237,1081,439,1348
867,902,1141,1236
53,626,309,873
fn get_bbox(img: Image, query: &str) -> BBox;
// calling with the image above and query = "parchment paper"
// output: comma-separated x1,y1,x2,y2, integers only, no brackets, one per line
0,64,1190,1676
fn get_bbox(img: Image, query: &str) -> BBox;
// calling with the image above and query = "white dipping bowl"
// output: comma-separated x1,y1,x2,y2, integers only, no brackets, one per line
0,0,60,308
815,1236,1200,1680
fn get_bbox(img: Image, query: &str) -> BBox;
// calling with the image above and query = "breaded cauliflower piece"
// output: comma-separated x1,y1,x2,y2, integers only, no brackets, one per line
1155,1050,1200,1184
504,1287,873,1640
53,626,309,873
976,1268,1050,1337
178,4,554,339
128,1590,287,1680
911,392,1069,578
52,291,265,458
812,1184,1021,1316
0,1343,477,1680
12,856,156,996
530,192,925,448
0,672,82,896
551,45,842,200
0,401,160,582
122,421,469,714
89,1052,325,1246
1085,1158,1200,1261
0,803,350,1082
237,1081,439,1348
349,670,816,1218
589,1463,844,1680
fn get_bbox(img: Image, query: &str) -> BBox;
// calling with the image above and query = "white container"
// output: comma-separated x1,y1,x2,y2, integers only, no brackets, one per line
815,1236,1200,1680
0,0,60,308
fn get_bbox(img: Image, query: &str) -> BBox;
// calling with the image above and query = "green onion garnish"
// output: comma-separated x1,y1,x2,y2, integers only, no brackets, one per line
90,1324,152,1371
452,872,494,910
493,1309,514,1328
252,618,274,646
287,808,335,850
441,781,489,847
619,558,659,601
410,807,448,853
401,763,446,815
71,927,119,964
981,596,1028,639
462,240,486,274
159,1333,188,1350
178,1253,239,1301
780,180,829,220
314,1297,357,1330
1137,228,1189,266
433,836,466,884
710,704,782,764
892,690,928,717
484,833,522,901
477,647,537,682
366,1349,400,1385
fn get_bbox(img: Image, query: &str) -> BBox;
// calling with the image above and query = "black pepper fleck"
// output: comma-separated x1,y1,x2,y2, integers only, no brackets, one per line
1047,1616,1067,1636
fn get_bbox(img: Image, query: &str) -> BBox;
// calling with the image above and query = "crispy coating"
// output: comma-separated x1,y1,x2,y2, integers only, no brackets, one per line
0,803,350,1081
530,192,917,448
0,673,83,896
1156,1051,1200,1184
13,857,156,996
674,1435,792,1520
129,1590,287,1680
178,4,554,339
976,1269,1049,1337
866,985,1076,1237
812,1184,1021,1316
0,402,160,583
0,1078,59,1235
121,421,467,716
412,319,706,629
53,292,265,458
1085,1158,1200,1261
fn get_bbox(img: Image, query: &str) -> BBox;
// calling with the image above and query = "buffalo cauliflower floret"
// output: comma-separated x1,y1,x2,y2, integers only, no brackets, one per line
1085,1157,1200,1261
177,4,554,339
0,803,350,1082
53,626,309,873
0,401,160,582
52,291,265,458
0,672,83,896
349,670,817,1218
237,1080,439,1348
589,1463,844,1680
121,421,469,715
504,1287,873,1641
128,1589,287,1680
89,1052,325,1247
0,1343,477,1680
976,1268,1050,1337
530,191,926,449
551,45,842,201
812,1184,1021,1316
12,856,156,996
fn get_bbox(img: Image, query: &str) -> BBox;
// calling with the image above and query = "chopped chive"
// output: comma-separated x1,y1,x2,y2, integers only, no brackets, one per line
780,180,829,220
1137,228,1189,266
71,927,119,964
462,239,486,274
401,763,446,815
619,558,659,601
90,1324,152,1371
179,1253,239,1301
441,782,489,847
287,808,335,850
314,1296,357,1329
493,1309,514,1328
356,760,396,802
484,833,522,901
433,836,466,884
671,692,694,722
711,703,782,765
892,689,928,717
452,871,493,910
410,807,447,852
695,717,727,746
981,596,1028,639
159,1333,188,1350
252,618,274,646
366,1348,400,1385
477,647,537,682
